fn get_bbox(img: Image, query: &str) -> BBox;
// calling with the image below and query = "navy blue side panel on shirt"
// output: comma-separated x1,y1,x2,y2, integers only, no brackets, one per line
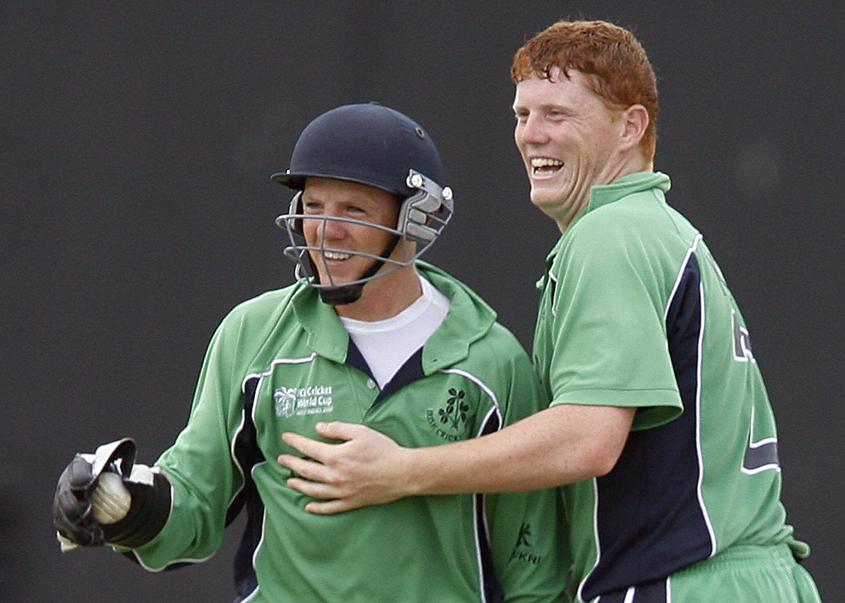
232,377,266,601
583,253,712,600
743,440,779,472
476,408,504,603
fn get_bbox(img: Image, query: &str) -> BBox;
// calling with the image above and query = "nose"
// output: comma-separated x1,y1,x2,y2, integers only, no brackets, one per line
516,113,548,146
319,214,347,240
304,211,347,243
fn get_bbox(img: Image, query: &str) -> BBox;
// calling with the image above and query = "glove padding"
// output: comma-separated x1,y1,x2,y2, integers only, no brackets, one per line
53,438,171,551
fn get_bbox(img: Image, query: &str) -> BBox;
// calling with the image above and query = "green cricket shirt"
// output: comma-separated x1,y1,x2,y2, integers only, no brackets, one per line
532,172,808,602
132,262,567,602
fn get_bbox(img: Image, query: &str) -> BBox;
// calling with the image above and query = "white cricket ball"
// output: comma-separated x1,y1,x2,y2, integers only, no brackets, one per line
91,471,132,524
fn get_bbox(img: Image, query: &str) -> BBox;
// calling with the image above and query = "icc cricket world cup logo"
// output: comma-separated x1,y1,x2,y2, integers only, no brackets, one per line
274,387,298,418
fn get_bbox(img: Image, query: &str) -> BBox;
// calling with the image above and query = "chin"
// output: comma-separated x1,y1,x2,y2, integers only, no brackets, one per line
530,188,565,209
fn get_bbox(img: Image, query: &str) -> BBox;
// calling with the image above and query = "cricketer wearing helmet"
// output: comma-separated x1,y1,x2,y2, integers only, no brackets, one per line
53,103,568,602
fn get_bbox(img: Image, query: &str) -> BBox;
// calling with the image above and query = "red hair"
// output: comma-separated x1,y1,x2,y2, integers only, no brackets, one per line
512,20,659,160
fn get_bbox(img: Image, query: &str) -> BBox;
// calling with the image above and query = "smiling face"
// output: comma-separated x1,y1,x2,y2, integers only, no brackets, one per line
513,68,638,232
301,177,402,287
299,177,421,319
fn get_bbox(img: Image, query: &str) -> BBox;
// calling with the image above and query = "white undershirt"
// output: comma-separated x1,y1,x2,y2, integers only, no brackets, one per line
339,275,450,389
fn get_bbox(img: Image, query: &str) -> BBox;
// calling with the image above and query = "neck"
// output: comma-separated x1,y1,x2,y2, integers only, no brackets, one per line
334,266,422,321
554,155,653,234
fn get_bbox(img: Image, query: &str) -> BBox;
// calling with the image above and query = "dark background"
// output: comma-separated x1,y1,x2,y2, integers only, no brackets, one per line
3,2,842,601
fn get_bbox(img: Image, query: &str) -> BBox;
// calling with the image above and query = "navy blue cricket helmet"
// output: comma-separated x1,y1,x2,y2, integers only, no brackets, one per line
272,103,454,305
271,102,444,195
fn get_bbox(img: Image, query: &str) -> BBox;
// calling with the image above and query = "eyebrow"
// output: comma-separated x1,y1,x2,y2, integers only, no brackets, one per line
301,191,375,206
512,102,572,113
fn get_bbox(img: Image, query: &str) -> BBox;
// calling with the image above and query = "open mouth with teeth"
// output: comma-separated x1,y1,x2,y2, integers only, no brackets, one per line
321,250,351,261
531,157,564,175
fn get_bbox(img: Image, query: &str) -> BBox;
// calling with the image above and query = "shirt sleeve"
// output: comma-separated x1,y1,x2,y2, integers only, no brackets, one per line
547,219,682,431
484,337,571,602
131,312,247,570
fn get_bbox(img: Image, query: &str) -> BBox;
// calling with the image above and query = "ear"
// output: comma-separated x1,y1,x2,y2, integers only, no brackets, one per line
619,104,649,150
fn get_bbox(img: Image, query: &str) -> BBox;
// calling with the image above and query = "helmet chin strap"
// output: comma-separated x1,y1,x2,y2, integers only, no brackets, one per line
318,283,365,305
316,235,401,306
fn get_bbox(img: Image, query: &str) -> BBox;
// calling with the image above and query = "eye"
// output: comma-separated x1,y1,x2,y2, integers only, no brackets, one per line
346,204,369,216
514,110,529,123
344,199,376,218
302,201,323,214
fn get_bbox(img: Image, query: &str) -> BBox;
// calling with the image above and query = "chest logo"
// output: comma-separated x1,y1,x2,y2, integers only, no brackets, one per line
426,388,474,441
273,385,334,418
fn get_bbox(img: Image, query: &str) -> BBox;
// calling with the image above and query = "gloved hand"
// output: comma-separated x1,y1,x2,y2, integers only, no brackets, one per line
53,438,171,551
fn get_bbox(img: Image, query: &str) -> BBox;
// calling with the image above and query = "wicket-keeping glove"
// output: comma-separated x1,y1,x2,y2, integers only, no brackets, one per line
53,438,171,551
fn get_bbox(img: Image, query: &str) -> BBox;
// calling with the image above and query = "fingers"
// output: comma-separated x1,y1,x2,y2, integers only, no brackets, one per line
281,431,336,462
55,457,95,525
68,455,95,490
277,454,334,483
55,487,87,524
314,421,367,441
278,423,406,514
304,498,363,515
280,422,372,462
285,477,341,501
282,422,380,459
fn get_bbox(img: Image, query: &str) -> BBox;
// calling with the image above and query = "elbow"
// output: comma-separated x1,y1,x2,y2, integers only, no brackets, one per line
543,447,621,485
570,441,626,481
527,405,633,485
588,450,621,478
576,410,633,479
